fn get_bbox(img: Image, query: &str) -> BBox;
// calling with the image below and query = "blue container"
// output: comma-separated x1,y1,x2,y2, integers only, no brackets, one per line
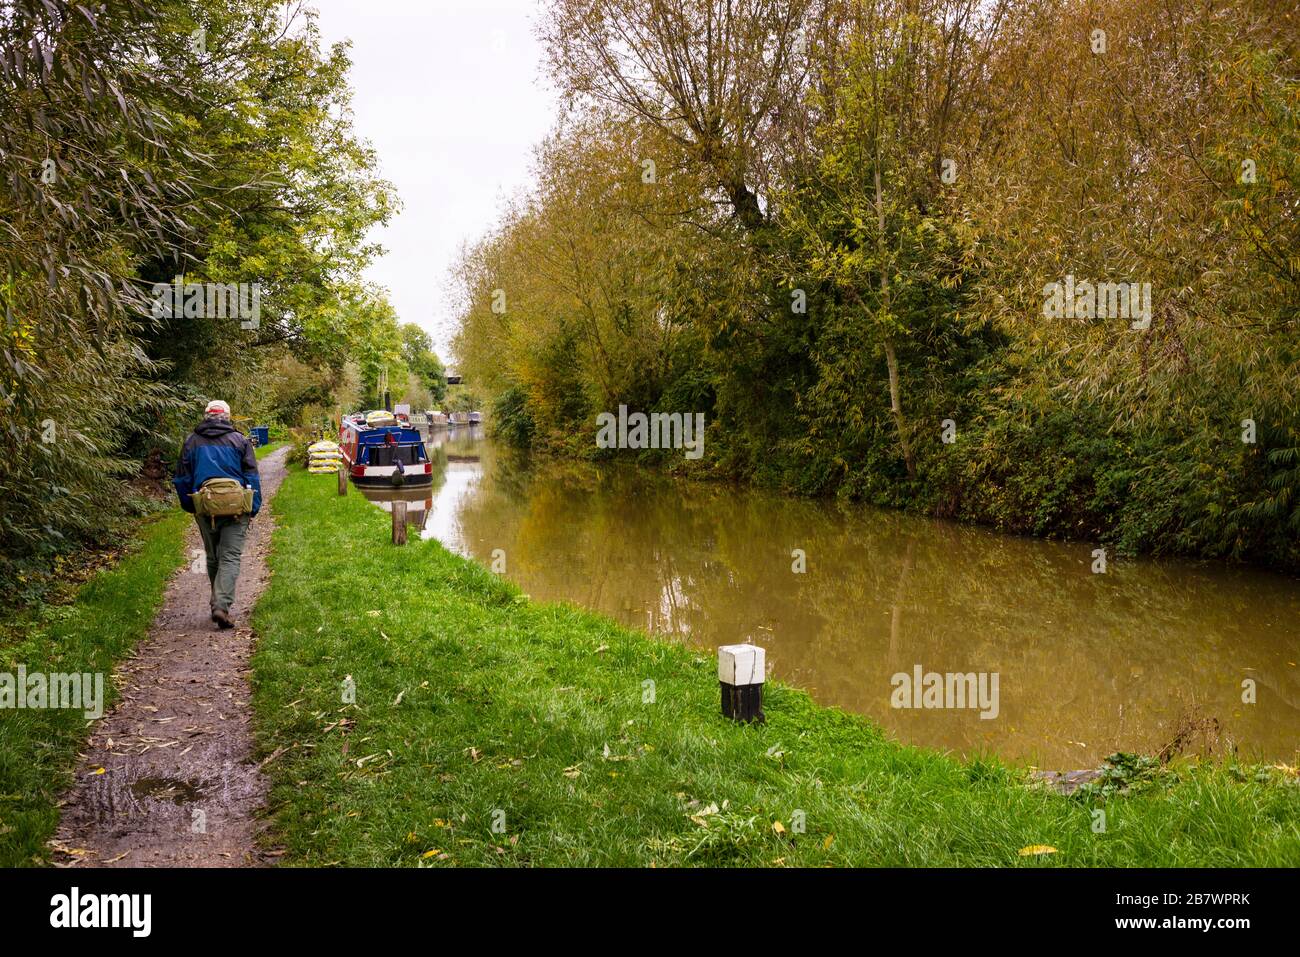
250,425,270,447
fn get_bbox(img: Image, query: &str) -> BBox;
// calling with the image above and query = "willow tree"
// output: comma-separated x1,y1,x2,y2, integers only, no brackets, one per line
0,0,209,570
540,0,817,231
0,0,399,580
780,0,1004,479
452,112,723,448
960,0,1300,557
968,0,1299,424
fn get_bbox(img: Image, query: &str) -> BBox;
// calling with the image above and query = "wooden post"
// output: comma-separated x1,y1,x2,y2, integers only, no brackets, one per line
337,464,348,496
718,644,765,723
391,499,408,545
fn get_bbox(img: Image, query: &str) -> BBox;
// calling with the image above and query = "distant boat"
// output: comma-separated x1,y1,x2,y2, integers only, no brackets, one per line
468,411,482,424
449,411,470,426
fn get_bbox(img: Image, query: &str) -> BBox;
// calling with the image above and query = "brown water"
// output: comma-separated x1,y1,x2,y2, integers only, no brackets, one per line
397,426,1299,768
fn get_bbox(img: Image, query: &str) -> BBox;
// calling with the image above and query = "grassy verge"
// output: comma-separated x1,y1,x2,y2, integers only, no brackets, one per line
251,465,1300,866
0,508,191,866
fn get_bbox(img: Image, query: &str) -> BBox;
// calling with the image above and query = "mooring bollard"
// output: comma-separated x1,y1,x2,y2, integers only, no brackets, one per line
718,643,765,723
391,499,407,545
337,464,348,496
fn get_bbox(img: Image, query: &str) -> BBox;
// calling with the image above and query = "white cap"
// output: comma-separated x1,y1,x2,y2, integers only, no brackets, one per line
718,644,766,686
205,400,231,416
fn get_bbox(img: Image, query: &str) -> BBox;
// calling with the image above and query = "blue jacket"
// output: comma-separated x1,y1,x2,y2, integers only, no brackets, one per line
173,418,262,516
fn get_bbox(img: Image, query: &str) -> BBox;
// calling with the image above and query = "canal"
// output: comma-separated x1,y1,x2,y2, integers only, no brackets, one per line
372,426,1299,768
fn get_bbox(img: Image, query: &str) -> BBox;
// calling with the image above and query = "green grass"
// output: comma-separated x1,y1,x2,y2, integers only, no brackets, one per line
251,465,1300,867
0,508,191,866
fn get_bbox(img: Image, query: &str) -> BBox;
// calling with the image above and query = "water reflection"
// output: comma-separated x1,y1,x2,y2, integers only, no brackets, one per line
358,486,433,532
413,428,1300,767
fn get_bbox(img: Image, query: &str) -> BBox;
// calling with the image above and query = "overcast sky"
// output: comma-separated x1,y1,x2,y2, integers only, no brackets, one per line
313,0,557,364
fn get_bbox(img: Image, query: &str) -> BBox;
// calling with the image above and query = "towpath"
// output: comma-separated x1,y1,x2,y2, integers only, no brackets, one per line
51,447,289,867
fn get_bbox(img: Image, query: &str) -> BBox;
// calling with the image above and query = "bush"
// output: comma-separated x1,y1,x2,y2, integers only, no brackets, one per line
491,385,536,449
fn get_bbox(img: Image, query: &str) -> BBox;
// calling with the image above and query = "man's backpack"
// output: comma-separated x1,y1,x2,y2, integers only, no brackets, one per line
194,477,253,526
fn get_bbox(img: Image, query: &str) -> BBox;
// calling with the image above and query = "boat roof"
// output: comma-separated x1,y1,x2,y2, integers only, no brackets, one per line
344,421,424,443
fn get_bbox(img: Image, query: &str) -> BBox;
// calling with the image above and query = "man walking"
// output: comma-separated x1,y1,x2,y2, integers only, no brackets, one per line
173,400,262,629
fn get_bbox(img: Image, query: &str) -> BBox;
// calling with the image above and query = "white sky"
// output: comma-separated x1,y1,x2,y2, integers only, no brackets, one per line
313,0,557,364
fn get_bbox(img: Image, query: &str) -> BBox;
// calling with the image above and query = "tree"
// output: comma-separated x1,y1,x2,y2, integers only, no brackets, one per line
1,0,207,570
780,0,1000,478
0,0,404,580
400,323,447,405
541,0,816,230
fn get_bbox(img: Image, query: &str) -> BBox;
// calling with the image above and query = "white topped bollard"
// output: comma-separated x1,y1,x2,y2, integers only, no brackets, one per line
718,643,766,723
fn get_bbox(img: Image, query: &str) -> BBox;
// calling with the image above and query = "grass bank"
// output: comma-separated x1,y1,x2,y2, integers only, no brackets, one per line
250,464,1300,867
0,438,282,867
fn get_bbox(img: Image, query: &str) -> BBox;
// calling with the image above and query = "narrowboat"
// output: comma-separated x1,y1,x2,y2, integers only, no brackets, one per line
468,411,483,424
449,411,470,426
338,411,434,487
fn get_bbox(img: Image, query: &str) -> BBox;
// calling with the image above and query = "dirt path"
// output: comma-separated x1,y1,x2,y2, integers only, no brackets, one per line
52,447,290,868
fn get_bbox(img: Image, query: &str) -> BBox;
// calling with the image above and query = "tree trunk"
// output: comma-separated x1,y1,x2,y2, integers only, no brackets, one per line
874,165,917,479
883,337,916,479
726,178,764,231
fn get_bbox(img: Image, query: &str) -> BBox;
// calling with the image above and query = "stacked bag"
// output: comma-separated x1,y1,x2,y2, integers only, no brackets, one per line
307,439,344,474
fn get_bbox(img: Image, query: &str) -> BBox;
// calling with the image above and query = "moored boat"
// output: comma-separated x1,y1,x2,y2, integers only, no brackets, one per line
339,412,434,487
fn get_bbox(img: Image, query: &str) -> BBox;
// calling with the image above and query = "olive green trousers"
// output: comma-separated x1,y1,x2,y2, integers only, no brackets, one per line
195,514,250,614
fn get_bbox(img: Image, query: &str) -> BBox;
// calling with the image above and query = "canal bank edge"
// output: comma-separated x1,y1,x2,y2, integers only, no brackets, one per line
246,462,1300,867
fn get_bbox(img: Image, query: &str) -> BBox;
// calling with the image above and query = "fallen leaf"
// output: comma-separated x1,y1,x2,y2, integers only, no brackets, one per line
1018,845,1058,856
